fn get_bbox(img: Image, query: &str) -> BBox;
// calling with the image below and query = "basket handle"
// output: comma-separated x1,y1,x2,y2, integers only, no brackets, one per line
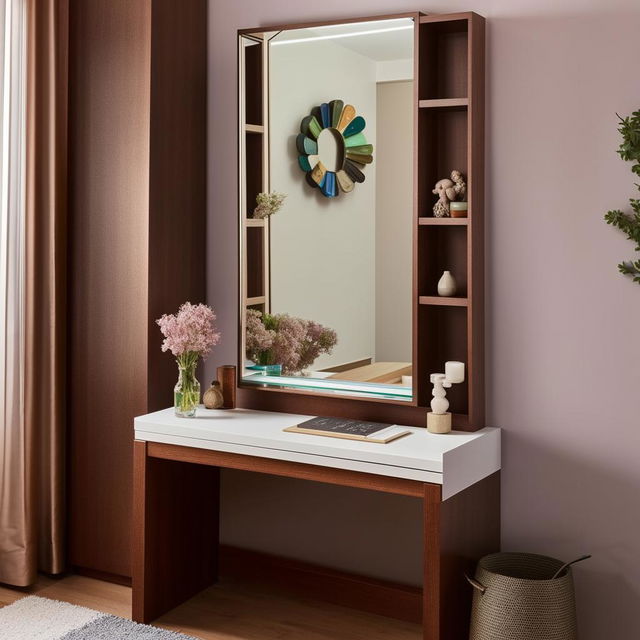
464,573,486,594
551,554,591,579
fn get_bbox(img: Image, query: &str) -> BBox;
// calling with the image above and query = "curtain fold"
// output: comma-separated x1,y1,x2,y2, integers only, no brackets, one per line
0,0,68,586
25,0,68,579
0,0,30,587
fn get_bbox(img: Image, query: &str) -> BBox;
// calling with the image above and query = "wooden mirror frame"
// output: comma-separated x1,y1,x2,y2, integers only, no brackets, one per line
237,11,485,431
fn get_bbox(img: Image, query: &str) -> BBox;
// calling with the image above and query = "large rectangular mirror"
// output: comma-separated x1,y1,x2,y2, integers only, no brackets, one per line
239,16,415,401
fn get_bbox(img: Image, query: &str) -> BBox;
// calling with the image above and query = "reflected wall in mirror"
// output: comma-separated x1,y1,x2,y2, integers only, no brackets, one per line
239,17,415,401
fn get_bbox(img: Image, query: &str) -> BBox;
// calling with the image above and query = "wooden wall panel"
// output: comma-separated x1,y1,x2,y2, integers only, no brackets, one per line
67,0,152,579
67,0,207,579
147,0,207,411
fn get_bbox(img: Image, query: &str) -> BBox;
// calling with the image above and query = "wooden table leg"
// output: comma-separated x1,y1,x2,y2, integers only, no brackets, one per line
422,472,500,640
132,440,220,623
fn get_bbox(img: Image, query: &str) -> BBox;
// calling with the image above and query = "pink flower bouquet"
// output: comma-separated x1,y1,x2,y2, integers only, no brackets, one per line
157,302,220,416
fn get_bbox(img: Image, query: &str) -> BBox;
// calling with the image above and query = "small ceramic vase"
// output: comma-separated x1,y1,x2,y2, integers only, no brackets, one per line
437,270,457,297
203,380,224,409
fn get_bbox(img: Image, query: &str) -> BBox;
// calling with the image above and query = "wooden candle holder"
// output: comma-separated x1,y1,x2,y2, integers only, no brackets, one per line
217,365,237,409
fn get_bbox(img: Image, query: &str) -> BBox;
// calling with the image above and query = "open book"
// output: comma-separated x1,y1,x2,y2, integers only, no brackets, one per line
283,416,411,444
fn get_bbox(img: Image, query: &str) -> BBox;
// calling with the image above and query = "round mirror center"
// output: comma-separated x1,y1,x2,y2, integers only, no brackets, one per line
317,128,344,172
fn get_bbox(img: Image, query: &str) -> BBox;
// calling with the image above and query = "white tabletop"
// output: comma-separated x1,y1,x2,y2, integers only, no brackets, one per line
135,407,500,499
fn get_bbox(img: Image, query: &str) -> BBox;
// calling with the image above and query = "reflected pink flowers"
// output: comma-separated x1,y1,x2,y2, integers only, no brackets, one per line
246,309,337,375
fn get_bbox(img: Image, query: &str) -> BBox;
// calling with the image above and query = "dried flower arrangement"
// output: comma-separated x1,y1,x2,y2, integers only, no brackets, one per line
246,309,337,375
253,191,287,219
157,302,221,416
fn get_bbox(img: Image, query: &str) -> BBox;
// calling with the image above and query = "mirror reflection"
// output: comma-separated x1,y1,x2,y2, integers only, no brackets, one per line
240,18,415,400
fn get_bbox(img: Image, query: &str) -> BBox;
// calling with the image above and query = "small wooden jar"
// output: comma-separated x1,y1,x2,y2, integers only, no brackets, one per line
427,412,452,434
450,201,468,218
216,365,236,409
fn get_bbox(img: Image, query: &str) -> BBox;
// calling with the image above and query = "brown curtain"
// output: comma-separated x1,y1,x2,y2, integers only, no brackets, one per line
0,0,68,587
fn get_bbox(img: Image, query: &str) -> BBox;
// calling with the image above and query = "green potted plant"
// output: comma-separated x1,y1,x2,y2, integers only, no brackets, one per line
605,109,640,284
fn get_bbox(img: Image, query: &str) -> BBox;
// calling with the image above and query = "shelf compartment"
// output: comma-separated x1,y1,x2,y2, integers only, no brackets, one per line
245,123,264,134
418,304,469,414
243,40,263,126
417,107,468,218
418,225,468,298
244,131,263,217
419,217,468,226
246,300,266,313
245,226,265,300
419,98,468,109
419,18,468,100
419,296,468,307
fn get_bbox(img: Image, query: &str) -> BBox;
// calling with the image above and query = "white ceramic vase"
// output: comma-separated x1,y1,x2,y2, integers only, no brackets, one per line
437,270,457,297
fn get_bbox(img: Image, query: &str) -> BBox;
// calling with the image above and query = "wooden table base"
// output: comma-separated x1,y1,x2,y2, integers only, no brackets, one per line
132,440,500,639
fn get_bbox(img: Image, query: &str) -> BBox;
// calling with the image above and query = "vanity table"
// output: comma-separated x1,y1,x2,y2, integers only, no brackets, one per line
132,10,497,640
132,407,500,639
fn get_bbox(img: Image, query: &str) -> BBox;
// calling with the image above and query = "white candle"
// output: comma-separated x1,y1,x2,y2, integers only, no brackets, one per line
445,361,465,384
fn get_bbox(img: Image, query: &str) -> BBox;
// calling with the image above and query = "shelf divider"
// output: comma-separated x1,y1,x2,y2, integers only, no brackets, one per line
419,296,468,307
419,98,468,109
418,217,468,226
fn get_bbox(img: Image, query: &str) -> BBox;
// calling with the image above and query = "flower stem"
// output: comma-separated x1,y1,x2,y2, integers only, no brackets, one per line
175,351,200,414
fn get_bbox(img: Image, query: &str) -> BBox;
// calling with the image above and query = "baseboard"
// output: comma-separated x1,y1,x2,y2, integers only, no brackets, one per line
218,544,422,624
72,548,423,624
72,566,132,587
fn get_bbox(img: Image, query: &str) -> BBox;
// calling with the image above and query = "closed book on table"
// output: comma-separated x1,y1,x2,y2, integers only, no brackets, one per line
284,416,411,444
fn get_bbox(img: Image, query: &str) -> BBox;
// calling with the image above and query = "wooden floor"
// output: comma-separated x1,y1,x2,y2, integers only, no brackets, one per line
0,574,421,639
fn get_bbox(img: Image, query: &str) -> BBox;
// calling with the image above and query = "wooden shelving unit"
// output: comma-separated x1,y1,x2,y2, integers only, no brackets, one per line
415,12,485,427
239,36,270,316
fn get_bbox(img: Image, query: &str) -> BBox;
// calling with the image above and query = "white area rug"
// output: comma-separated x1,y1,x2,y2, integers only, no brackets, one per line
0,596,195,639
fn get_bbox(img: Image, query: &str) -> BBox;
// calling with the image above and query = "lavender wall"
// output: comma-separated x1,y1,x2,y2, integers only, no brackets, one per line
207,1,640,636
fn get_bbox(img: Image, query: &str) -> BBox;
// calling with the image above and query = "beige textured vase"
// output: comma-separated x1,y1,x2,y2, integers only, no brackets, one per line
437,270,457,296
203,380,224,409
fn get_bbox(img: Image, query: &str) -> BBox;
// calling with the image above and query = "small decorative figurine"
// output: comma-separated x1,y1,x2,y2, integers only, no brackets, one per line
450,169,467,201
432,169,467,217
432,178,455,217
427,361,465,434
203,380,224,409
437,270,457,297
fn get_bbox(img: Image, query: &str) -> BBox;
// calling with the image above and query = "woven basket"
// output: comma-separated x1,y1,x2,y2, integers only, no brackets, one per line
467,552,589,640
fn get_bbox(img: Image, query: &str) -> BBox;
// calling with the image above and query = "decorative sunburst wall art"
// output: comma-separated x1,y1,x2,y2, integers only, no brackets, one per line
296,99,374,198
